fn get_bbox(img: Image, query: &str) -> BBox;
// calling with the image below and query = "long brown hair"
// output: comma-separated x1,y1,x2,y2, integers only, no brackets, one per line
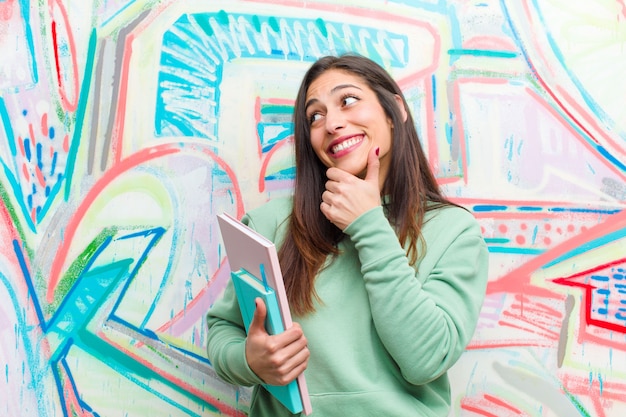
279,54,454,315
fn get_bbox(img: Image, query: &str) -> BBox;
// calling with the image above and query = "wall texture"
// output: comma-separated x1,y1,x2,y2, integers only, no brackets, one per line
1,0,625,416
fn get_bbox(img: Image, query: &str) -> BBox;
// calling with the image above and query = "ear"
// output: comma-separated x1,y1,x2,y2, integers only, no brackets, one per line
394,94,408,123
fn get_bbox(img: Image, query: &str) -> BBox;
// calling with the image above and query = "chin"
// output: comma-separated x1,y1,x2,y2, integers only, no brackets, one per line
333,160,367,177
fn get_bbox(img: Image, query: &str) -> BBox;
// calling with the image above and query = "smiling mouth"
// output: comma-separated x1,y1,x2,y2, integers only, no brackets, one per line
330,136,363,154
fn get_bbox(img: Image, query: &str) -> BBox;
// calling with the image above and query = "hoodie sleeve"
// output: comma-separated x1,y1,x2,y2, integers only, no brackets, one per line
343,205,489,385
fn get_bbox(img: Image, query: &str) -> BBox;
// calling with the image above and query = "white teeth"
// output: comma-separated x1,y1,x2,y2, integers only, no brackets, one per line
332,137,362,153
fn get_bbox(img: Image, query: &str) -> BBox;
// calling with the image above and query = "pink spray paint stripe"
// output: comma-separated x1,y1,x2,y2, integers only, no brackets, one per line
46,144,182,303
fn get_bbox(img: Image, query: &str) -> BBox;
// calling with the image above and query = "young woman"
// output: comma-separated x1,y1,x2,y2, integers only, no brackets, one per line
207,54,489,416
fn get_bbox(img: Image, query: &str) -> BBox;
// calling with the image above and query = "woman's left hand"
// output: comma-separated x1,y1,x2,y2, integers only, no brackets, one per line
320,146,382,230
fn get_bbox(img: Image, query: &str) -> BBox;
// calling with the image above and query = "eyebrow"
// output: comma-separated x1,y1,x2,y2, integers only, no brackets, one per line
305,83,362,111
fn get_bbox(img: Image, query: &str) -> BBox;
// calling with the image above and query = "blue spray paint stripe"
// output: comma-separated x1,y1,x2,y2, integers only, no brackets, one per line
23,137,31,160
63,28,98,202
487,246,545,255
76,329,213,416
3,161,36,232
0,271,48,417
448,49,519,58
14,240,83,417
473,204,507,212
156,11,410,139
543,227,626,269
106,228,167,329
18,0,38,84
36,142,42,169
48,260,132,361
100,0,139,27
0,98,17,156
472,204,621,215
37,173,64,224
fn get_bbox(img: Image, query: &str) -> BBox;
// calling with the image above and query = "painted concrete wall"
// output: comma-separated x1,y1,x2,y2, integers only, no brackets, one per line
1,0,625,416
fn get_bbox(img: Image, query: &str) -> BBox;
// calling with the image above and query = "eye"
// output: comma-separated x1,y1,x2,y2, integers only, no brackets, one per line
341,95,359,106
308,112,323,125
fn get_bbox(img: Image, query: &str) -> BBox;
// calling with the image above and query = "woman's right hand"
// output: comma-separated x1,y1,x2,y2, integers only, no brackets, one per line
245,298,310,386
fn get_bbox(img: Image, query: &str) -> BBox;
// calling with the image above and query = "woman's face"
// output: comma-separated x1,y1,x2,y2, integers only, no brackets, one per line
304,69,397,183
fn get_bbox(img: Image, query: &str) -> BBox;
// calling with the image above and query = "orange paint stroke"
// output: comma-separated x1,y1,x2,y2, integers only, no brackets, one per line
556,84,626,162
0,0,16,21
46,144,181,303
28,122,36,148
264,98,295,105
467,339,554,350
200,146,245,220
561,373,626,417
18,135,24,157
461,394,524,417
35,166,46,187
512,294,563,319
498,314,560,341
483,393,523,414
460,403,499,417
21,162,29,181
463,35,518,52
41,113,48,136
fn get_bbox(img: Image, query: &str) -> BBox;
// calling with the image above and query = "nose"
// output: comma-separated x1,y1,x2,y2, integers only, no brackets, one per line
325,108,345,133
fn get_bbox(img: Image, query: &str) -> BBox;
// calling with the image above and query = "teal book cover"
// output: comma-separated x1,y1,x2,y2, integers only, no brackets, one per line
231,269,304,414
218,212,312,415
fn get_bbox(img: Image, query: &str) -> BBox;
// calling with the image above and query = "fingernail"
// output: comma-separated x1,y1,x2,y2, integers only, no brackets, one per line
375,147,380,156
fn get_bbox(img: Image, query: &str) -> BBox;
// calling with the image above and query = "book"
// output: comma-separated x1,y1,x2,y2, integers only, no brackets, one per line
230,268,304,412
231,268,284,335
217,213,312,415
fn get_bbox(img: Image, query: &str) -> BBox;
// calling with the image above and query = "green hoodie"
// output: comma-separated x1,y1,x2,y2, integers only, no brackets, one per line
207,197,489,416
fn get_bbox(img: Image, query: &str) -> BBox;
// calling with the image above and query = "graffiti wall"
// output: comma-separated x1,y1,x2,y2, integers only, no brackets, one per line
1,0,624,416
